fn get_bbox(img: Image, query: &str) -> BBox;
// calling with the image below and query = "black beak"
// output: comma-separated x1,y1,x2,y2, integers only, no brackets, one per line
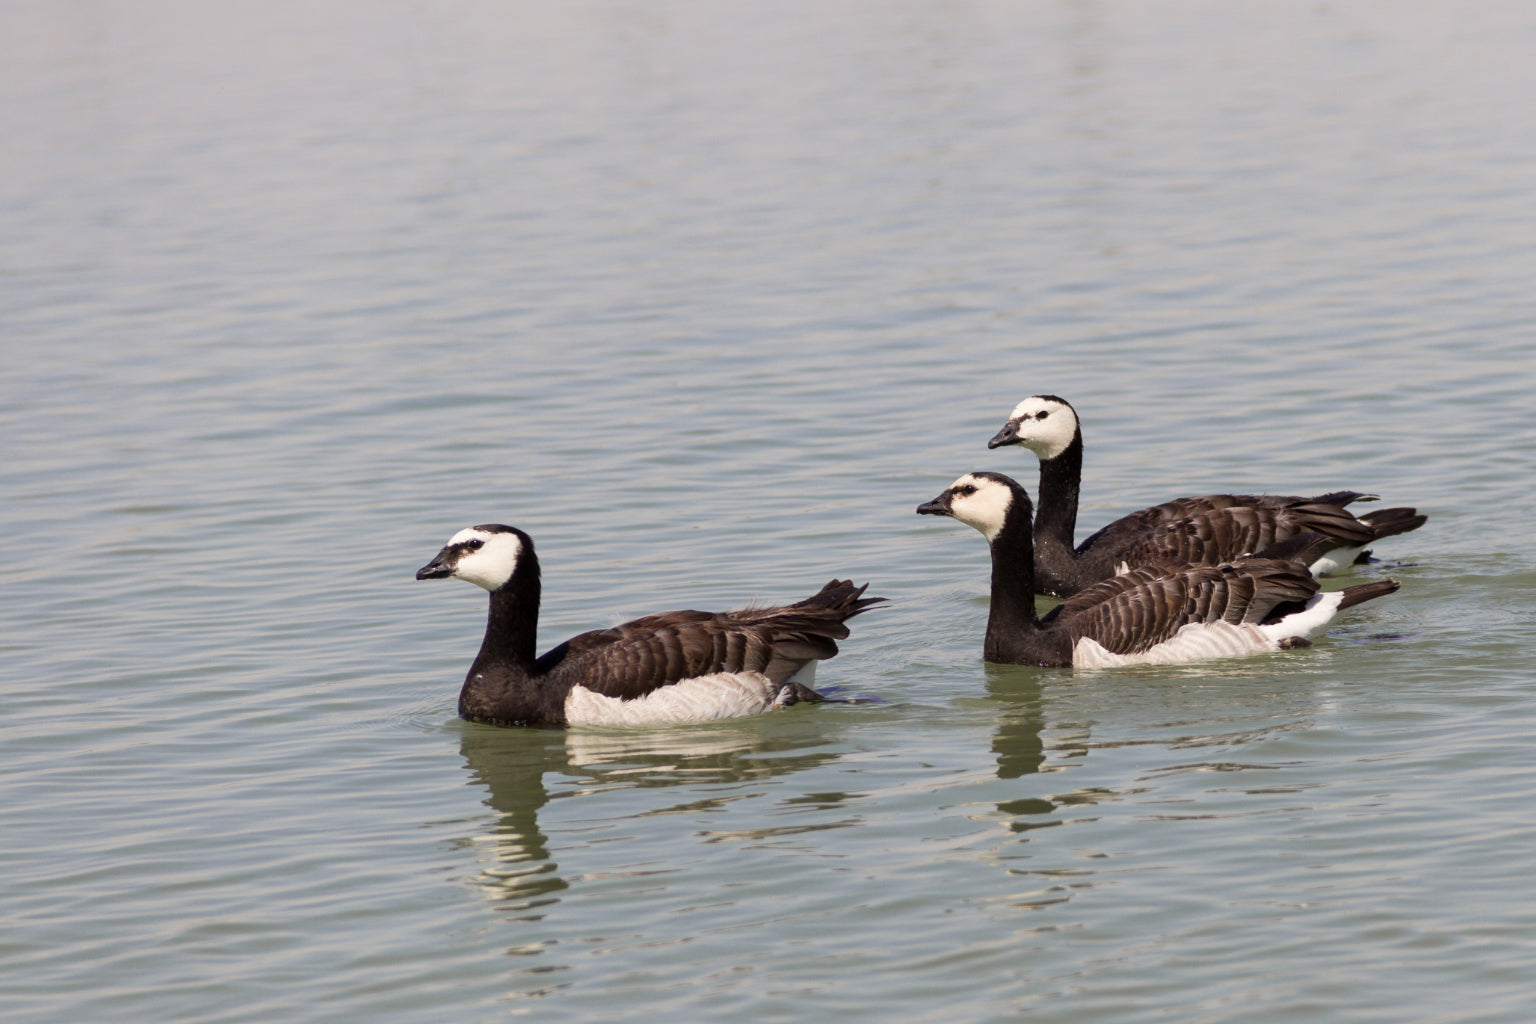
915,494,952,517
986,422,1020,449
415,548,456,580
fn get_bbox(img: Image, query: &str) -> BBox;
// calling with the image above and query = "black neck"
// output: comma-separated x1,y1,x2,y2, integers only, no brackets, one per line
1033,429,1083,553
465,553,541,688
984,492,1043,662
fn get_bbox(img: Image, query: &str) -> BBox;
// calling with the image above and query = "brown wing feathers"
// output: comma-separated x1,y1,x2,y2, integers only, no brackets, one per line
563,621,778,701
1357,506,1428,543
1060,559,1321,656
1116,502,1375,570
1067,490,1422,592
1091,490,1377,543
557,580,884,700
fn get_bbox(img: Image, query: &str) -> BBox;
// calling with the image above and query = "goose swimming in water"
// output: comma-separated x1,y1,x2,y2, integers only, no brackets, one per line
417,524,884,728
987,395,1426,596
916,472,1400,668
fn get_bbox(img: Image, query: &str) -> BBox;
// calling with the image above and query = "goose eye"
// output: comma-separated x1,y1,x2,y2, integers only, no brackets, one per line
465,539,484,550
957,485,977,496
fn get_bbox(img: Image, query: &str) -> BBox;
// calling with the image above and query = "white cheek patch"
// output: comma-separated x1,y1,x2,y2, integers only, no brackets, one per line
949,476,1013,543
1006,396,1078,461
450,530,523,591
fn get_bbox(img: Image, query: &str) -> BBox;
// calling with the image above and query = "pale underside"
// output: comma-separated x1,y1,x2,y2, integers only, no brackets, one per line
564,671,793,727
1308,545,1366,576
1073,620,1283,668
1071,591,1346,668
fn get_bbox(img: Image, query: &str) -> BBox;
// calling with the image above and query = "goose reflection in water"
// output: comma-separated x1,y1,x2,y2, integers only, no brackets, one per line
984,663,1094,832
453,717,851,921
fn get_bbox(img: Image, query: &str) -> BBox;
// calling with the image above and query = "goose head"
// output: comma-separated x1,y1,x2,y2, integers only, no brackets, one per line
416,524,533,592
916,472,1027,544
986,394,1079,461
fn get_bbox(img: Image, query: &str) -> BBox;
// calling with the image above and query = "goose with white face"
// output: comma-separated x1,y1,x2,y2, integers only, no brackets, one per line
415,525,525,591
987,395,1079,461
415,521,884,729
915,472,1016,544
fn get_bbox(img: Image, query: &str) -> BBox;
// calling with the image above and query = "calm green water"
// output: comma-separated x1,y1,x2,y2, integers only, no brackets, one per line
4,2,1536,1021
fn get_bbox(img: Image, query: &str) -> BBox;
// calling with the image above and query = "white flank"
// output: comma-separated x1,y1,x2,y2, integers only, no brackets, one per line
564,671,784,727
1258,590,1345,643
1073,620,1280,668
1072,589,1350,668
1308,546,1365,576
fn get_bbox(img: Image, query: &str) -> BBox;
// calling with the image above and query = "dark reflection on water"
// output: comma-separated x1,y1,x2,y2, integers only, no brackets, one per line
984,663,1049,780
455,727,570,915
454,716,849,966
984,662,1100,837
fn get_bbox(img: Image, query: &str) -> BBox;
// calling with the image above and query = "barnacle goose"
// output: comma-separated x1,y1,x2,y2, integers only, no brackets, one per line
987,395,1426,596
916,472,1399,668
416,524,884,728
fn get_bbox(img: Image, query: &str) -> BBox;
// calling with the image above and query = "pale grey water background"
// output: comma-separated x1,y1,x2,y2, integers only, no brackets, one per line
4,2,1536,1021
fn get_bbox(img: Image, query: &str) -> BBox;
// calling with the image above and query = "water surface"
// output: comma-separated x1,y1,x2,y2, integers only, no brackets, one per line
4,2,1536,1021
